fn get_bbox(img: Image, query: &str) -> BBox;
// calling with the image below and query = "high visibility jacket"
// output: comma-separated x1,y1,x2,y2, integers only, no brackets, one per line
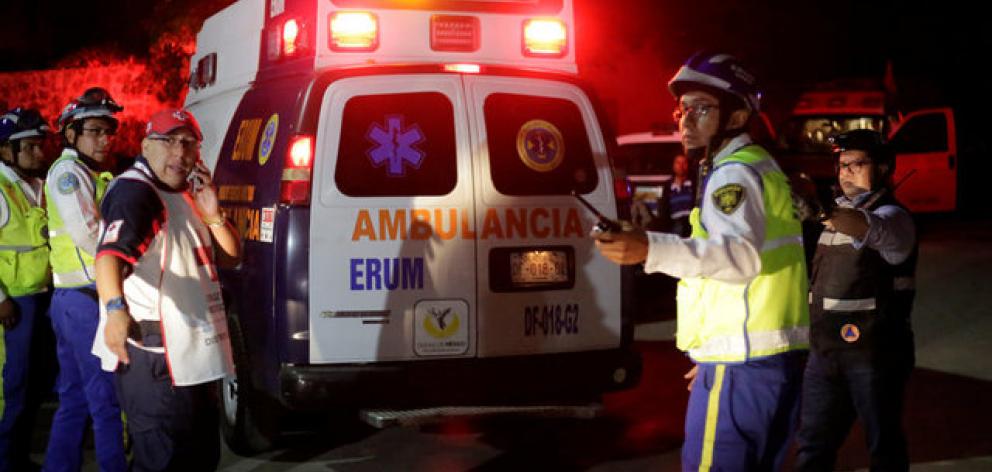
676,145,810,363
45,150,111,288
0,172,50,296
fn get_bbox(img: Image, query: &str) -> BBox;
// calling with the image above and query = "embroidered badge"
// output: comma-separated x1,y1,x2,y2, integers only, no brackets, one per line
712,183,745,214
102,220,124,244
840,323,860,343
57,173,80,195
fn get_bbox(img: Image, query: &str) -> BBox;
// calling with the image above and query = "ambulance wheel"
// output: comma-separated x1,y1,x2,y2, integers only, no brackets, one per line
219,312,282,455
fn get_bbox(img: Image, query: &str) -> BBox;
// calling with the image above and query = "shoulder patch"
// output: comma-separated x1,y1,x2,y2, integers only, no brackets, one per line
102,219,124,244
57,173,80,195
712,183,745,215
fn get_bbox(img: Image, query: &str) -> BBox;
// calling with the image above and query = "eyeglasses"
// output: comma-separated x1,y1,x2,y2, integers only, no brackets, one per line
673,103,719,122
836,159,871,173
81,127,117,137
149,135,200,151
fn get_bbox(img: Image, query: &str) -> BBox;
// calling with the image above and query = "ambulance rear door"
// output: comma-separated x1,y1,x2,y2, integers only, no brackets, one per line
464,75,622,357
308,74,477,363
888,108,957,212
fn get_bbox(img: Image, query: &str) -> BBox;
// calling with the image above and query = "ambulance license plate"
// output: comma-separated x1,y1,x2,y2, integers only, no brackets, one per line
510,250,568,285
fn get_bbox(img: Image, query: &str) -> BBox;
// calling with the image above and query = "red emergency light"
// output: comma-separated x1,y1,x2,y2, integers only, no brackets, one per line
280,135,314,205
283,19,301,56
329,11,379,51
443,63,481,74
522,18,567,57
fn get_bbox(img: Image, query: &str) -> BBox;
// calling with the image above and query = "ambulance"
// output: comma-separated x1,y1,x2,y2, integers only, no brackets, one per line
776,88,957,213
185,0,640,453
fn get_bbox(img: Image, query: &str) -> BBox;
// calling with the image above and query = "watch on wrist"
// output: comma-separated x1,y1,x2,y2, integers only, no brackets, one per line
105,296,128,313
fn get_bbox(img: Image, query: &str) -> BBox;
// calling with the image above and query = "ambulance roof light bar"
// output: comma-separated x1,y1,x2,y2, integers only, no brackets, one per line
522,18,567,57
267,17,308,61
329,11,379,51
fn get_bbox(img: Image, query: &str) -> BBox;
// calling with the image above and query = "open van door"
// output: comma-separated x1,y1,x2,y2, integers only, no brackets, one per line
888,108,957,212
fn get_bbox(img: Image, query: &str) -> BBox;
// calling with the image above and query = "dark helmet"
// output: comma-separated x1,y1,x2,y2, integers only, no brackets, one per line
57,87,123,132
668,51,761,112
0,107,51,144
829,129,895,182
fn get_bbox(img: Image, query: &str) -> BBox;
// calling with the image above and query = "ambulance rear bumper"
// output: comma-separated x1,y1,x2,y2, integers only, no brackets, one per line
278,347,641,410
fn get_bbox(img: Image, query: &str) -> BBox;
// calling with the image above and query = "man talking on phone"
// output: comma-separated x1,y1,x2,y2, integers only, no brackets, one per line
92,109,240,470
593,52,809,470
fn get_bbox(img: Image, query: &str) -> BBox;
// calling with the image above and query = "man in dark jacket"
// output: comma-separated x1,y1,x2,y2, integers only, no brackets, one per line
796,129,917,471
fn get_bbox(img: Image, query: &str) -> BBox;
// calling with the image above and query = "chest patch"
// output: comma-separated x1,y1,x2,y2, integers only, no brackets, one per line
712,183,745,214
840,323,861,343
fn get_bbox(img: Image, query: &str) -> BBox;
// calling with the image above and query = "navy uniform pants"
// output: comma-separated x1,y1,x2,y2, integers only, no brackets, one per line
795,350,912,471
45,287,126,472
115,333,221,472
0,292,49,471
681,350,806,471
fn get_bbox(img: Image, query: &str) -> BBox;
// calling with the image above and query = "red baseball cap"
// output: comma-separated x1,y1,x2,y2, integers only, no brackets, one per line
146,109,203,141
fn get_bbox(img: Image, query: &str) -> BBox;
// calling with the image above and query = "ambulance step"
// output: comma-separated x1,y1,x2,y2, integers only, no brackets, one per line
360,403,603,428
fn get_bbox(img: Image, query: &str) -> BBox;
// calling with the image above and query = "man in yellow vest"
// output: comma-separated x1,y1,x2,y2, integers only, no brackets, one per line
595,51,809,470
0,107,53,472
43,88,126,472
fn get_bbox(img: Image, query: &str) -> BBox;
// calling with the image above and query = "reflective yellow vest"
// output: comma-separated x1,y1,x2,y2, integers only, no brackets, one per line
45,151,111,288
0,172,50,297
676,145,809,363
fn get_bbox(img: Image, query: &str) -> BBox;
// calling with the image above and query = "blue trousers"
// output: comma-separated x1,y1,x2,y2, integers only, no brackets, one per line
0,293,47,471
115,335,221,472
682,351,806,471
43,287,126,472
795,350,911,471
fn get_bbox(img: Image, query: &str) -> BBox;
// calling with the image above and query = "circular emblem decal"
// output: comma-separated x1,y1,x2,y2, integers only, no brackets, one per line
258,114,279,166
516,119,564,172
840,323,861,343
57,173,80,195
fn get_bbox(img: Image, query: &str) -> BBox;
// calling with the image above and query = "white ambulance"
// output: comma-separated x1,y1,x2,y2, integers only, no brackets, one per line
185,0,640,454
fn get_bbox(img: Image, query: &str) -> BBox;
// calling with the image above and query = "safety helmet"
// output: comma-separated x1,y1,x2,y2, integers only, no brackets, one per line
668,51,761,113
0,107,52,143
57,87,123,132
830,129,895,182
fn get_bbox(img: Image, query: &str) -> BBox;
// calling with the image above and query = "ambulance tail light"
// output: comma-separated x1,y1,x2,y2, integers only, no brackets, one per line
280,135,314,205
329,11,379,51
614,177,631,201
522,18,567,57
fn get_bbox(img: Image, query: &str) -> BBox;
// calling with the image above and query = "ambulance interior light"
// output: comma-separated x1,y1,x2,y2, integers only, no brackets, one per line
329,11,379,51
522,18,567,57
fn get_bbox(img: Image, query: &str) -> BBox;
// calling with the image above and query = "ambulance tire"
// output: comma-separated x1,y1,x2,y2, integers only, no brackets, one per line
219,311,283,455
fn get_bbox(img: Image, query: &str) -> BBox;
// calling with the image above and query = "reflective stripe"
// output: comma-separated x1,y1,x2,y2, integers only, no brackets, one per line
894,276,915,291
53,268,95,287
699,365,726,472
762,234,803,252
0,245,40,252
689,326,810,362
823,297,876,311
818,230,854,246
672,209,691,219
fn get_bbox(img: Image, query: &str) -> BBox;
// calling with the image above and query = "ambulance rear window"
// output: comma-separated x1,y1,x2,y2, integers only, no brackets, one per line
335,92,457,196
484,93,597,196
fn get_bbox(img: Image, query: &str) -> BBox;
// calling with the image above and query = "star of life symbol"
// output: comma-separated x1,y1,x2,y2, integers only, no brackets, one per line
366,115,425,177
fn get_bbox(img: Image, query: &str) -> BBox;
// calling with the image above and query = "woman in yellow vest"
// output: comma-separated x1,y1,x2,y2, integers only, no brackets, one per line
595,51,809,471
0,107,53,471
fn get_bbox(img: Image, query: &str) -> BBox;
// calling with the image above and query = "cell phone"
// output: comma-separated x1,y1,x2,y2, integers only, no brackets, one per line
572,191,623,235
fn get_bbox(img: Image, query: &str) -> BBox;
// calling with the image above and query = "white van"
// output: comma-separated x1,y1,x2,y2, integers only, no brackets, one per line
185,0,640,453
